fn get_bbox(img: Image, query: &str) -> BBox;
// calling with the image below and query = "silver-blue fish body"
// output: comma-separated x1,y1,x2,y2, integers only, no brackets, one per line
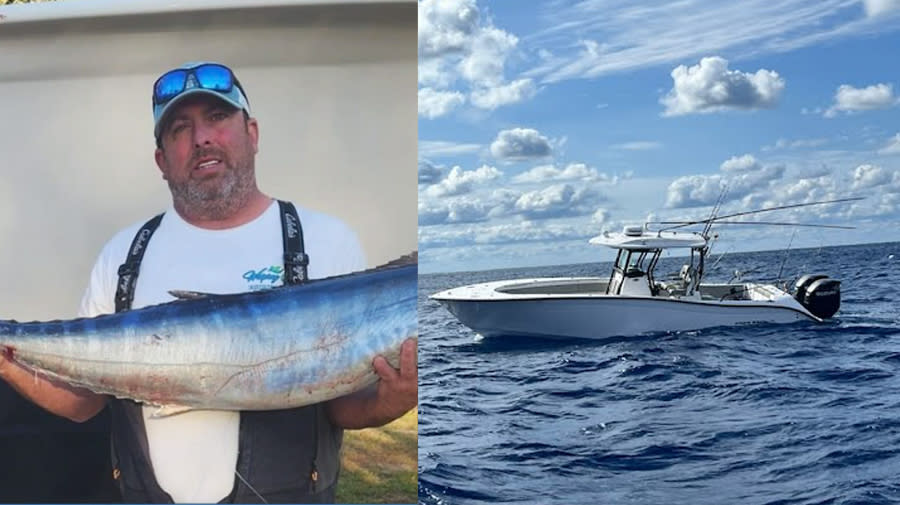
0,261,417,413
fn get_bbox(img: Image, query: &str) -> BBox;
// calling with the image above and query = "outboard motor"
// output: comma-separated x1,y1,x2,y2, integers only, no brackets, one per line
794,274,841,319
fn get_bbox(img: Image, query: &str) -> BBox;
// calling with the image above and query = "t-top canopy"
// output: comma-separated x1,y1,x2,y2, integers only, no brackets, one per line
589,227,708,250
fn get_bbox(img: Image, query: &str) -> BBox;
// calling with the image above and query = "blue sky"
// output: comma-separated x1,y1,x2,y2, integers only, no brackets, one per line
418,0,900,273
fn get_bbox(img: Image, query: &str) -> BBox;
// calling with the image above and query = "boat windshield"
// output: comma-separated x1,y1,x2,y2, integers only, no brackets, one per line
614,249,657,274
608,248,664,295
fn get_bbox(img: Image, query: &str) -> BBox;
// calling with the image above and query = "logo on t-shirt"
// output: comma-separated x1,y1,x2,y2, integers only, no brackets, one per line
243,265,283,290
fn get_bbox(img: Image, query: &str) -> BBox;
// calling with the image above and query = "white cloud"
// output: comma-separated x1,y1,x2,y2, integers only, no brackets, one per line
824,83,896,117
852,164,893,189
417,201,450,226
661,57,785,116
418,160,444,185
665,175,727,208
424,164,502,198
418,188,526,226
418,0,480,58
458,26,518,87
720,154,761,172
512,163,601,183
611,141,663,151
514,183,603,219
863,0,900,17
417,58,453,88
418,88,465,119
774,176,839,204
666,157,785,208
470,79,537,110
878,133,900,154
875,193,900,216
490,128,552,161
418,0,534,114
591,208,611,224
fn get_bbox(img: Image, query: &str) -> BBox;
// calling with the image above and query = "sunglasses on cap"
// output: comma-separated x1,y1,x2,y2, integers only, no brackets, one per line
152,63,247,106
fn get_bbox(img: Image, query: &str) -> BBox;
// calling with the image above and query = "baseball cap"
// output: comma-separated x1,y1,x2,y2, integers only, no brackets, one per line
152,61,251,139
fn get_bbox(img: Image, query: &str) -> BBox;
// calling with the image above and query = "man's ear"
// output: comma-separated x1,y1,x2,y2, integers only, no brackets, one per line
247,117,259,154
155,147,169,181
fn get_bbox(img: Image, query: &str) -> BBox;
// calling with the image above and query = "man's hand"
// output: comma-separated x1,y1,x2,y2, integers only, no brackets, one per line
0,350,106,423
372,337,418,419
326,337,418,429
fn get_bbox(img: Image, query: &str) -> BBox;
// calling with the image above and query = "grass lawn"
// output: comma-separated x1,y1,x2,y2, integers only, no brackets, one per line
336,408,417,504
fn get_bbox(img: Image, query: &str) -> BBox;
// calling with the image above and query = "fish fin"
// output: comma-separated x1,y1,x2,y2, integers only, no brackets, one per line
377,251,418,269
150,404,194,418
168,289,214,300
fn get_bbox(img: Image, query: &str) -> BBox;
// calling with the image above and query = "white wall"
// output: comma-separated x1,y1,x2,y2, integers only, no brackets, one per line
0,0,416,320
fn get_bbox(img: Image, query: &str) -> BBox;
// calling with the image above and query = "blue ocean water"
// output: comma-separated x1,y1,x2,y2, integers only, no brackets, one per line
418,242,900,504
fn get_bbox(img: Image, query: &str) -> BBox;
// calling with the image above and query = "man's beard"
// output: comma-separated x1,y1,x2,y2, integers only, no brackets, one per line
168,156,256,221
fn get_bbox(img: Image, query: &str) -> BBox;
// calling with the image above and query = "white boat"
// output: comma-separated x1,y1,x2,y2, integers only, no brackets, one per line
430,224,842,340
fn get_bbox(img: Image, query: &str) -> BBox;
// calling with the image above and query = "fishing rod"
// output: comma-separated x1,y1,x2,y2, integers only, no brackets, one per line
776,229,798,284
657,196,864,232
653,221,856,229
702,186,729,240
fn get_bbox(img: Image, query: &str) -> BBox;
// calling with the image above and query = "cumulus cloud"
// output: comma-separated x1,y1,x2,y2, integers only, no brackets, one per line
458,26,519,87
514,184,603,219
418,0,480,58
418,198,493,226
665,157,785,208
852,164,893,190
661,57,785,116
512,163,602,183
665,175,727,208
418,201,450,226
591,208,611,224
774,175,839,205
863,0,900,17
490,128,552,161
824,83,896,117
418,0,534,116
878,133,900,154
418,88,466,119
470,79,537,110
419,188,525,226
418,160,444,185
424,164,502,198
720,154,761,172
875,193,900,216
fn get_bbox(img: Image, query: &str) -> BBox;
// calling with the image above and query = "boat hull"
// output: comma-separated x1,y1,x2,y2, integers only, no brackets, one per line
433,294,817,340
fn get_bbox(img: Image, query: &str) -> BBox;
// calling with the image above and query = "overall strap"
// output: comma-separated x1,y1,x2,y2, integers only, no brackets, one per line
277,200,309,285
115,213,164,313
112,213,171,502
275,200,320,493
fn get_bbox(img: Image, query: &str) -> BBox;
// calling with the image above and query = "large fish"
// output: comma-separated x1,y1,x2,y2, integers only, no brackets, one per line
0,252,417,417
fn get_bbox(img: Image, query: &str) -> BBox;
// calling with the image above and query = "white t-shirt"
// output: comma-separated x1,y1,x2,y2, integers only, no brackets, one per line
79,200,365,503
